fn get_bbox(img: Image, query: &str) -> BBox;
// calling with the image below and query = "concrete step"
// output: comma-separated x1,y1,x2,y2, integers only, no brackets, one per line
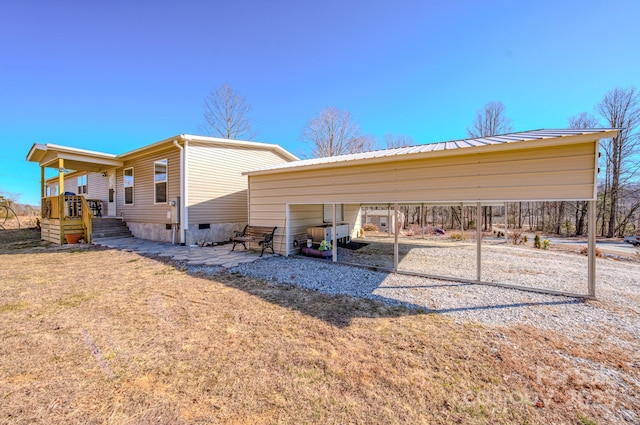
93,234,134,241
92,218,133,240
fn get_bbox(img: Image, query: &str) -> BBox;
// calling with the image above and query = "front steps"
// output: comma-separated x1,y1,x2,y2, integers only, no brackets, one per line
92,218,133,241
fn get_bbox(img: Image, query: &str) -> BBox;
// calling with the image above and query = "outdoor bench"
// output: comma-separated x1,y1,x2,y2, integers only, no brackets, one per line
230,225,277,257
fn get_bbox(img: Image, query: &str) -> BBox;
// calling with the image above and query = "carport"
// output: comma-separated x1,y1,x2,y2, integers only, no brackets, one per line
244,129,618,298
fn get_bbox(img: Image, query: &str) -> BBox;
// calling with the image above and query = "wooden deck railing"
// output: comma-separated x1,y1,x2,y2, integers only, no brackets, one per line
41,195,93,243
80,196,93,243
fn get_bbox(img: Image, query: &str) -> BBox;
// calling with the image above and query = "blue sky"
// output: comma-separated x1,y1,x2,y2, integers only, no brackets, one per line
1,0,638,205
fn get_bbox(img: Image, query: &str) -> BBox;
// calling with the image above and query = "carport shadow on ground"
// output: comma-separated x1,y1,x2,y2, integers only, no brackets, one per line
187,260,584,327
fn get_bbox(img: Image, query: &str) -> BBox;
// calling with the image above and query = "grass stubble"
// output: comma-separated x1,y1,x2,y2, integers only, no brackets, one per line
0,229,637,424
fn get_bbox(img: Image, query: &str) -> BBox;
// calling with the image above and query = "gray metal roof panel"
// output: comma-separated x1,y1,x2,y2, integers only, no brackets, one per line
245,128,618,175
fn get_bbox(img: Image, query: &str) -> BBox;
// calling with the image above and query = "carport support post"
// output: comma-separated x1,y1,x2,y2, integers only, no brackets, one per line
504,202,509,243
332,203,337,262
476,202,482,282
394,203,399,271
460,203,464,239
420,203,424,239
588,200,596,297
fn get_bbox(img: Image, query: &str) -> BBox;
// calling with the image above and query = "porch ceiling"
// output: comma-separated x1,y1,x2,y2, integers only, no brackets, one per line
26,143,123,172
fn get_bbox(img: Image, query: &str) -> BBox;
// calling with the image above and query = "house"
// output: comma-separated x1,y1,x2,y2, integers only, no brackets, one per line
361,208,405,233
243,129,619,297
26,134,297,245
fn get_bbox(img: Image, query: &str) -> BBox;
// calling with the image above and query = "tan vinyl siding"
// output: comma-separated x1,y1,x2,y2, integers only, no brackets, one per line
186,142,292,226
65,176,78,194
249,142,597,205
117,146,180,224
249,142,598,255
345,204,362,239
287,204,323,254
87,172,108,201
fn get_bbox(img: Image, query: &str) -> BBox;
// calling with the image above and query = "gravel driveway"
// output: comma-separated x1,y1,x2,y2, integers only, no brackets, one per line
219,240,640,349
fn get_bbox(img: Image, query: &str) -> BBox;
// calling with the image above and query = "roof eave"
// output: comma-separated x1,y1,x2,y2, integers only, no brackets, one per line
118,134,299,162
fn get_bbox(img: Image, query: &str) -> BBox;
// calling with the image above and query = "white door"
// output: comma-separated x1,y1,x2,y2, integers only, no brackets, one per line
107,170,116,217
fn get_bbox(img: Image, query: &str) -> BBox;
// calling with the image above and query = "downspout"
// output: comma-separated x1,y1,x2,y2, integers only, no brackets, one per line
173,140,186,244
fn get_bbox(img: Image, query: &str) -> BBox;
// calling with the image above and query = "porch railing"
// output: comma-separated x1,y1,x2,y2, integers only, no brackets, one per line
42,195,93,242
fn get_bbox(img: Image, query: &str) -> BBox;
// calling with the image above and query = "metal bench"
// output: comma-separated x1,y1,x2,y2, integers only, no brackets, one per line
230,225,277,257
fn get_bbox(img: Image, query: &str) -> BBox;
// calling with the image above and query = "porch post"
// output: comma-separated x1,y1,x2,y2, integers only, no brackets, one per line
588,200,596,297
58,159,65,219
58,159,65,194
40,166,45,200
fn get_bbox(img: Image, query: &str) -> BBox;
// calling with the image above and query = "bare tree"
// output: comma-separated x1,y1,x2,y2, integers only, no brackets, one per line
467,100,514,229
301,107,376,157
384,134,415,149
199,84,255,140
466,101,514,138
596,87,640,237
567,112,600,129
567,112,601,235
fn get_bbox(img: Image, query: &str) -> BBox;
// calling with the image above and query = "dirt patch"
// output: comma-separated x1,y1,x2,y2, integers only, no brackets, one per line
0,229,637,424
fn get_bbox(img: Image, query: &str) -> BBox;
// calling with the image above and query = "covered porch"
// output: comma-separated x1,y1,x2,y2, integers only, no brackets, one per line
26,143,123,244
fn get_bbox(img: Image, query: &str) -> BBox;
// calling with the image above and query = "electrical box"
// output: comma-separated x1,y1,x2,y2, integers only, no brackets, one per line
170,197,180,224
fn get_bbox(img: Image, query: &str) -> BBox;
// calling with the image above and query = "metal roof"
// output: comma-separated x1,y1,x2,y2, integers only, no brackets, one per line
245,128,618,176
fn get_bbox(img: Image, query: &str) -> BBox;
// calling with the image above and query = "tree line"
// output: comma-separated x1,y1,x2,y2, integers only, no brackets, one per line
199,84,639,237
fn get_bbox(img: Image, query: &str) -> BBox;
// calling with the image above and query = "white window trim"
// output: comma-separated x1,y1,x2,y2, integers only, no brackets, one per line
154,159,168,204
124,167,134,205
77,175,88,195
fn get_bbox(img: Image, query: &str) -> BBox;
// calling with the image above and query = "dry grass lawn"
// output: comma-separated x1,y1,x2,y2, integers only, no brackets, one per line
0,229,637,424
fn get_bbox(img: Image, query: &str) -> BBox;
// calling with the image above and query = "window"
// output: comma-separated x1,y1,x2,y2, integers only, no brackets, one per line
154,159,167,203
323,204,344,223
77,175,88,194
124,168,134,205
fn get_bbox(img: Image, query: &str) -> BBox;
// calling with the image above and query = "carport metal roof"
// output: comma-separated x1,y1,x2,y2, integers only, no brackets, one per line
246,128,619,176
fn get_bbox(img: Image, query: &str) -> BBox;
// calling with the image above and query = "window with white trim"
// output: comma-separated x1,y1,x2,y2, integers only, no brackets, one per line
77,175,87,194
124,168,134,205
154,159,168,203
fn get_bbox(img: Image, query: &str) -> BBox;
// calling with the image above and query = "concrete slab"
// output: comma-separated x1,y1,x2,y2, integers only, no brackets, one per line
94,237,265,268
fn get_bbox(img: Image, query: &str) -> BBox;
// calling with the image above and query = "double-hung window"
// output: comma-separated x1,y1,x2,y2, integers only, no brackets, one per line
154,159,168,203
124,168,134,205
77,175,88,194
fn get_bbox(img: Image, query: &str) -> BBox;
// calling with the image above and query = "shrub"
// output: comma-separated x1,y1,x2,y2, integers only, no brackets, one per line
523,235,528,243
449,232,465,241
362,223,378,232
404,224,423,237
580,246,604,258
534,234,541,249
508,229,524,245
542,239,550,250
